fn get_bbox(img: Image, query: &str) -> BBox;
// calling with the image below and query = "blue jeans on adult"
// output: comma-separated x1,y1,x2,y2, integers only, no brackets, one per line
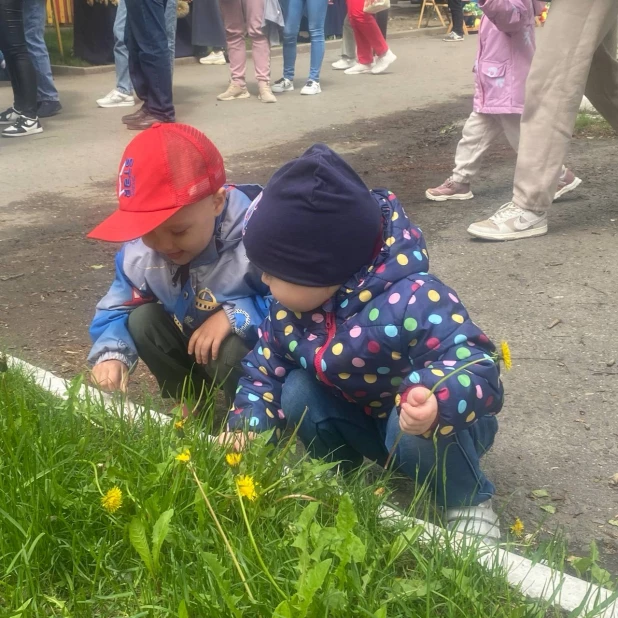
282,0,328,82
281,370,498,508
124,0,176,120
115,0,177,98
23,0,59,103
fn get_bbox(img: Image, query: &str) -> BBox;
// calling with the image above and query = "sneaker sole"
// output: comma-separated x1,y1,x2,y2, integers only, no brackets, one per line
467,224,548,241
300,89,321,95
97,101,136,108
344,70,372,75
199,60,227,65
371,55,397,75
258,96,277,103
217,92,251,101
2,127,44,138
554,176,582,200
426,190,474,202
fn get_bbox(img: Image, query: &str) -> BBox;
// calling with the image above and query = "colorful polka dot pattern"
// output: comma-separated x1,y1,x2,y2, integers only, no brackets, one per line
228,190,504,439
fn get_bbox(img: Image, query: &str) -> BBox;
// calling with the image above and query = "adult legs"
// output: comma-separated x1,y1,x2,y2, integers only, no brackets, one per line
447,0,464,36
242,0,270,83
347,0,387,65
164,0,178,72
306,0,328,81
282,0,303,80
113,0,133,95
340,15,356,60
219,0,248,87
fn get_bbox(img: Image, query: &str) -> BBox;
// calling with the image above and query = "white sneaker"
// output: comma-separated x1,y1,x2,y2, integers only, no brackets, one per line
199,51,226,65
271,78,294,93
446,500,501,543
300,80,321,95
371,49,397,75
467,202,548,241
2,115,43,137
0,106,20,125
344,62,373,75
96,89,135,108
443,31,464,42
332,57,355,70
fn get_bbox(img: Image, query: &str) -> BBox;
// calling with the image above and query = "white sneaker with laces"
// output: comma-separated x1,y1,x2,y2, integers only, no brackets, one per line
199,51,226,65
0,106,20,125
300,80,321,95
344,62,373,75
443,31,464,42
371,49,397,74
446,500,501,543
2,115,43,137
332,57,355,70
467,202,548,241
96,89,136,108
271,78,294,93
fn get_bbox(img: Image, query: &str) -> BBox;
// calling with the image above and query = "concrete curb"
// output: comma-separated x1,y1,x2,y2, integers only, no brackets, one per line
8,352,615,617
49,26,447,77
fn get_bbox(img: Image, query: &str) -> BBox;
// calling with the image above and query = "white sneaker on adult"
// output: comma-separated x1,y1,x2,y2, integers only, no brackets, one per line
446,500,501,543
271,77,294,93
554,166,582,199
96,89,136,108
344,62,373,75
300,80,322,95
443,31,464,42
199,51,226,65
371,49,397,74
2,115,43,137
0,106,20,125
467,202,548,241
332,57,355,70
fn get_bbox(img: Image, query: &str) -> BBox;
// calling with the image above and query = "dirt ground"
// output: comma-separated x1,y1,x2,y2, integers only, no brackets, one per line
2,98,618,575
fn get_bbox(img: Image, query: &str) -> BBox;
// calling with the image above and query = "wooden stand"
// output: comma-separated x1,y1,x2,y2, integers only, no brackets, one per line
418,0,469,34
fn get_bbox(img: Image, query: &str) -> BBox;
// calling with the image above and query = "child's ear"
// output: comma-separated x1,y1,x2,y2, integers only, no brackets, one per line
213,187,226,215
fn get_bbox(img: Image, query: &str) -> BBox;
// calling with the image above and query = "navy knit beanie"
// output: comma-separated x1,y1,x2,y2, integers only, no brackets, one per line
243,144,383,287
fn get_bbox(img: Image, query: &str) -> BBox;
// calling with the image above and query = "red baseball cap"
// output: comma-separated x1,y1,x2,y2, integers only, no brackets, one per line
87,123,226,242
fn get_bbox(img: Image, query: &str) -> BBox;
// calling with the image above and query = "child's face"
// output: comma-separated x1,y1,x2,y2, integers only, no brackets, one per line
142,189,226,265
262,273,340,313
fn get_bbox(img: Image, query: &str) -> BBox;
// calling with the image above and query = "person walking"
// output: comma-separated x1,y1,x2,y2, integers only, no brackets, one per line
0,0,43,136
331,9,388,70
443,0,465,41
467,0,618,241
23,0,62,117
271,0,328,95
217,0,277,103
97,0,177,112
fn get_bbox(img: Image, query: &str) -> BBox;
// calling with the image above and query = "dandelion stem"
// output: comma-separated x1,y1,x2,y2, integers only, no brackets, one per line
189,464,256,603
236,487,288,600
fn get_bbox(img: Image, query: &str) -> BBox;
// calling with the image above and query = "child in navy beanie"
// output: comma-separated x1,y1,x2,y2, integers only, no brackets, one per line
225,144,505,540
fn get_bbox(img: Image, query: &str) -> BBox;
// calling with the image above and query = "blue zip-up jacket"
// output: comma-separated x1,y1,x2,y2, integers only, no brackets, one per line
88,185,270,368
228,190,504,440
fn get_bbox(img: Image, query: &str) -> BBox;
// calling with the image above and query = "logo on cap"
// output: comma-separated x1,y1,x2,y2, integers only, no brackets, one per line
118,157,135,199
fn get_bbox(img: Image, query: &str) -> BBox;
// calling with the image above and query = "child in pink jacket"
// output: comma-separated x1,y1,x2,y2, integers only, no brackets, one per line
426,0,581,203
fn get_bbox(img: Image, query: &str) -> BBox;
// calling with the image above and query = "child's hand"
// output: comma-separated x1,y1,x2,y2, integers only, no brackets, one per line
399,387,439,436
91,359,129,393
188,310,232,365
217,431,257,451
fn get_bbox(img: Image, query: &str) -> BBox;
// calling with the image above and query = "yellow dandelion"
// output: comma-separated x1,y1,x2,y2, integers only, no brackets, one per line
174,418,186,430
101,486,123,514
236,475,258,501
175,448,191,463
225,452,242,467
500,341,512,371
510,517,524,538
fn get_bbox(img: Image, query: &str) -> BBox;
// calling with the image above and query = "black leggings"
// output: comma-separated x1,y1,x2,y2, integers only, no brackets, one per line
447,0,464,36
0,0,38,118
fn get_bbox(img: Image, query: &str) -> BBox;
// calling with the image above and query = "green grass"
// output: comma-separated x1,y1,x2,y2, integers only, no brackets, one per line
0,367,582,617
574,112,615,138
44,26,93,67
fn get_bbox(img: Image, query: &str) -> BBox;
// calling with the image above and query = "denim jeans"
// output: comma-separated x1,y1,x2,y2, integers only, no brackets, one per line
282,0,328,82
0,0,38,117
115,0,177,97
124,0,176,119
23,0,59,102
281,370,498,508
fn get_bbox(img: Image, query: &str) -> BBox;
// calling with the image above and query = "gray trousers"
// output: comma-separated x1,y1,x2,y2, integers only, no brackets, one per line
513,0,618,214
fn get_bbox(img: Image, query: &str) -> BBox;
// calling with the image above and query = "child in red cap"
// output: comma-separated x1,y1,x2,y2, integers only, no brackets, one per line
87,123,270,406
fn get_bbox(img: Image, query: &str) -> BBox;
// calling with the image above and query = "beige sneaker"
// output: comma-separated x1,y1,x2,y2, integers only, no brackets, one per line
467,202,548,241
217,83,250,101
258,82,277,104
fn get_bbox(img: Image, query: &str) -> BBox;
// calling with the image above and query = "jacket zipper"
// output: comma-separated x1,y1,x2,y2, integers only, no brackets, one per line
314,311,336,386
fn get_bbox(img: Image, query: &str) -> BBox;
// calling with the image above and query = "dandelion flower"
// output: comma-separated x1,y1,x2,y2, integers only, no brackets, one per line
226,452,242,467
500,341,512,371
236,475,258,501
174,419,186,430
101,487,123,514
176,448,191,463
510,517,524,538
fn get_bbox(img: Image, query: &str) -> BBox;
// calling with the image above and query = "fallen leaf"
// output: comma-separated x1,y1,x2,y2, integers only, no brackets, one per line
608,520,618,528
91,265,105,270
540,505,556,514
609,473,618,487
531,489,550,499
548,319,562,329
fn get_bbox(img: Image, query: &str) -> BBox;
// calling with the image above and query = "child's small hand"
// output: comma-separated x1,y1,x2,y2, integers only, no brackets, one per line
91,359,129,393
188,310,232,365
217,431,257,451
399,387,439,436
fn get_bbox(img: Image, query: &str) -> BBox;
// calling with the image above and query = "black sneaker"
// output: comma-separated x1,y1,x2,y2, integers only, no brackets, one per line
37,100,62,118
2,116,43,138
0,106,20,125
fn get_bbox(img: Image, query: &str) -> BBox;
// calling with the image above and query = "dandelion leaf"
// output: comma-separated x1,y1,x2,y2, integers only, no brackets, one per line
152,508,174,572
129,517,154,576
531,489,549,499
178,599,189,618
272,601,293,618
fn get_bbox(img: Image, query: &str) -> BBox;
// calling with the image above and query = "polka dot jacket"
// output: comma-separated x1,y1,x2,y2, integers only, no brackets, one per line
229,190,504,440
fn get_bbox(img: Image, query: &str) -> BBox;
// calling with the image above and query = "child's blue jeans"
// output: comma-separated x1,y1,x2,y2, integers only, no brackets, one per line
281,369,498,508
